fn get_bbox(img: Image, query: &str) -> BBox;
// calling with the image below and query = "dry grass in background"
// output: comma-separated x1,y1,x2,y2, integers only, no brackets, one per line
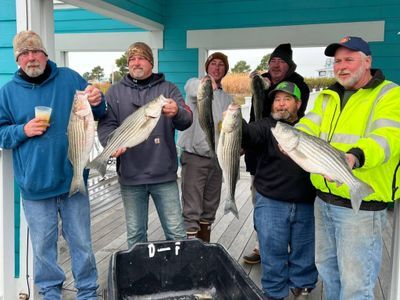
222,73,251,105
92,74,335,105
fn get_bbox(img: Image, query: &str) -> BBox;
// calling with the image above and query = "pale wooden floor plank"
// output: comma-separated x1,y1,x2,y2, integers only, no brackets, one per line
60,163,391,299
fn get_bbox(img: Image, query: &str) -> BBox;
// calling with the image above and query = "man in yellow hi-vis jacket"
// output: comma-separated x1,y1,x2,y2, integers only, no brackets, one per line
296,36,400,299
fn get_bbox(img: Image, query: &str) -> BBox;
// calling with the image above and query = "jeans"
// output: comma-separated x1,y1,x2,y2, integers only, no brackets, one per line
314,197,387,300
254,193,317,299
22,192,98,300
120,181,186,248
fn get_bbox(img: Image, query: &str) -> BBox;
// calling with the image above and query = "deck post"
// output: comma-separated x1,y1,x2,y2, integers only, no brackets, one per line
0,150,16,299
390,201,400,300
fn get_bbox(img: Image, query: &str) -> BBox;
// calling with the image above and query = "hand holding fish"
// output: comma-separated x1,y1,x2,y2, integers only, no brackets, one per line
249,70,260,79
24,118,50,137
162,98,178,118
85,85,102,106
249,70,271,87
323,153,357,182
111,147,127,158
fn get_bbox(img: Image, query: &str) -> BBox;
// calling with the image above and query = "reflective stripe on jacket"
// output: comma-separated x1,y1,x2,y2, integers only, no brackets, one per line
296,80,400,202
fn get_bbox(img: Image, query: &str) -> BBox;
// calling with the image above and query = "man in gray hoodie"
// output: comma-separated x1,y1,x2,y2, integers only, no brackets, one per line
177,52,232,242
97,42,193,248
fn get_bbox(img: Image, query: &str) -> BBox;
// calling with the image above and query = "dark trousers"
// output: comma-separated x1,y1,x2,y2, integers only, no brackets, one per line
180,151,222,230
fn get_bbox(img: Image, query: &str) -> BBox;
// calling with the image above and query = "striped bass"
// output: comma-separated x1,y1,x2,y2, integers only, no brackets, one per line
67,91,95,196
197,76,216,157
271,121,374,213
88,95,167,177
217,104,242,218
250,74,269,121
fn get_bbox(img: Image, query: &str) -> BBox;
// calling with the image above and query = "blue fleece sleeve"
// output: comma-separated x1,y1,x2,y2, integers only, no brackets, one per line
0,122,28,149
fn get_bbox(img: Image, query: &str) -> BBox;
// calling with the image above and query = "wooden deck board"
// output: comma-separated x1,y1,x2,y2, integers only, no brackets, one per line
59,163,393,299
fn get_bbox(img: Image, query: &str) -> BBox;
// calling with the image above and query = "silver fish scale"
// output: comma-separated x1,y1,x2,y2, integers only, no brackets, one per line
68,92,95,196
89,95,165,176
218,106,242,218
296,131,356,185
197,79,215,154
220,128,241,198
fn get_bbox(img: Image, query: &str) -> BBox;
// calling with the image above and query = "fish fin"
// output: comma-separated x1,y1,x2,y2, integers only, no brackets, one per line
69,176,87,197
224,197,239,219
87,157,107,177
349,181,375,213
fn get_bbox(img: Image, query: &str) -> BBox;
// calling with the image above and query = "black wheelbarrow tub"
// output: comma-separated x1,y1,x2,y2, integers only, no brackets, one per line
107,239,264,299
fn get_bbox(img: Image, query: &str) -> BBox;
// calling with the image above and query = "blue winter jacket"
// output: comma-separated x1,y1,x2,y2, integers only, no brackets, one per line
0,60,106,200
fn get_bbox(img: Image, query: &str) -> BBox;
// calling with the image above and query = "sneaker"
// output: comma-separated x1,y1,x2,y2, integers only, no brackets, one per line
242,249,260,264
291,287,313,297
186,228,198,239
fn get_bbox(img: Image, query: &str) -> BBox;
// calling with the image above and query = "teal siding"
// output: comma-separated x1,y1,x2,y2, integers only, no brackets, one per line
104,0,164,24
0,0,17,87
54,9,145,33
158,0,400,88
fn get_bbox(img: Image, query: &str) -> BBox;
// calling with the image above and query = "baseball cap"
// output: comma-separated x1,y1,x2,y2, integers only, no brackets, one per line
325,36,371,57
269,81,301,101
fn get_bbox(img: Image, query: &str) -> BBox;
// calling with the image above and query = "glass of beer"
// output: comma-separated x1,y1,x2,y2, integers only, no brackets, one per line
35,106,52,127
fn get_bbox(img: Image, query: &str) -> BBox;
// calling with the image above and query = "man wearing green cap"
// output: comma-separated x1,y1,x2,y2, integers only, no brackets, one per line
241,81,317,299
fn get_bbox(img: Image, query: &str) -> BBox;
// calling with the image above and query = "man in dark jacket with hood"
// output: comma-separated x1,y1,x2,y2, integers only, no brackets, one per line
97,42,193,249
242,82,317,299
243,43,310,264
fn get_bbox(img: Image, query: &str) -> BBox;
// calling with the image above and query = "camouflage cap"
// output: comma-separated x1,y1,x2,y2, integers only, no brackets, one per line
13,30,48,61
126,42,154,66
269,81,301,101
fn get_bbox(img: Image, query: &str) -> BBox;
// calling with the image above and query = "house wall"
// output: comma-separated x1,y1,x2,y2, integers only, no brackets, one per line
160,0,400,92
54,8,145,33
0,0,17,86
103,0,164,24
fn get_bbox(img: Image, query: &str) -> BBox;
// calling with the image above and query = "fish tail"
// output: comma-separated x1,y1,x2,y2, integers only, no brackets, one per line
350,181,374,213
224,197,239,219
69,175,87,197
87,156,107,177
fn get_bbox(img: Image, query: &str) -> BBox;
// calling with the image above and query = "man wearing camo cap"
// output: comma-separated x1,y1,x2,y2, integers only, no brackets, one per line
0,30,106,299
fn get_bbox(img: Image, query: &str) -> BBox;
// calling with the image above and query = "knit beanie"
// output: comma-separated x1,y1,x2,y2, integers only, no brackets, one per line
126,42,154,66
269,43,294,66
13,30,48,61
205,52,229,76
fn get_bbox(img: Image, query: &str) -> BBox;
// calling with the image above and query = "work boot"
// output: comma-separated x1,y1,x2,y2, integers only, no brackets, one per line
186,228,198,239
291,287,313,297
242,248,260,264
197,221,211,242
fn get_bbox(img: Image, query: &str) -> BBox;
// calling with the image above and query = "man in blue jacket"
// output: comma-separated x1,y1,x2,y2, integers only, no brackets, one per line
97,42,193,248
0,31,106,299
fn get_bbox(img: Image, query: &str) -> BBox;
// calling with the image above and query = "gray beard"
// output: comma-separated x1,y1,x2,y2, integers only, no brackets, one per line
25,66,45,78
271,110,291,121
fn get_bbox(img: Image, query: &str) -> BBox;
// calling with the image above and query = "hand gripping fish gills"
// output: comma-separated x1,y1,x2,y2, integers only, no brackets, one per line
217,104,242,218
88,95,167,177
68,90,95,196
270,121,374,213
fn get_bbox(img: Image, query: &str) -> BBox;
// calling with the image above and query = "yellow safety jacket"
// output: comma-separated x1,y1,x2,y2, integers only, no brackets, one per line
296,72,400,203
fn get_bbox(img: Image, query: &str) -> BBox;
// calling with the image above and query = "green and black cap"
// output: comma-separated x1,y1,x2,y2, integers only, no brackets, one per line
269,81,301,101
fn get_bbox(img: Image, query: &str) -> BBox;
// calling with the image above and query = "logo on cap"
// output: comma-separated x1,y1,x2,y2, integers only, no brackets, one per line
339,37,350,43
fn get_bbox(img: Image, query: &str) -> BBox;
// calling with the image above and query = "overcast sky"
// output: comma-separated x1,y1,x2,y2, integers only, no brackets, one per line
68,47,330,79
